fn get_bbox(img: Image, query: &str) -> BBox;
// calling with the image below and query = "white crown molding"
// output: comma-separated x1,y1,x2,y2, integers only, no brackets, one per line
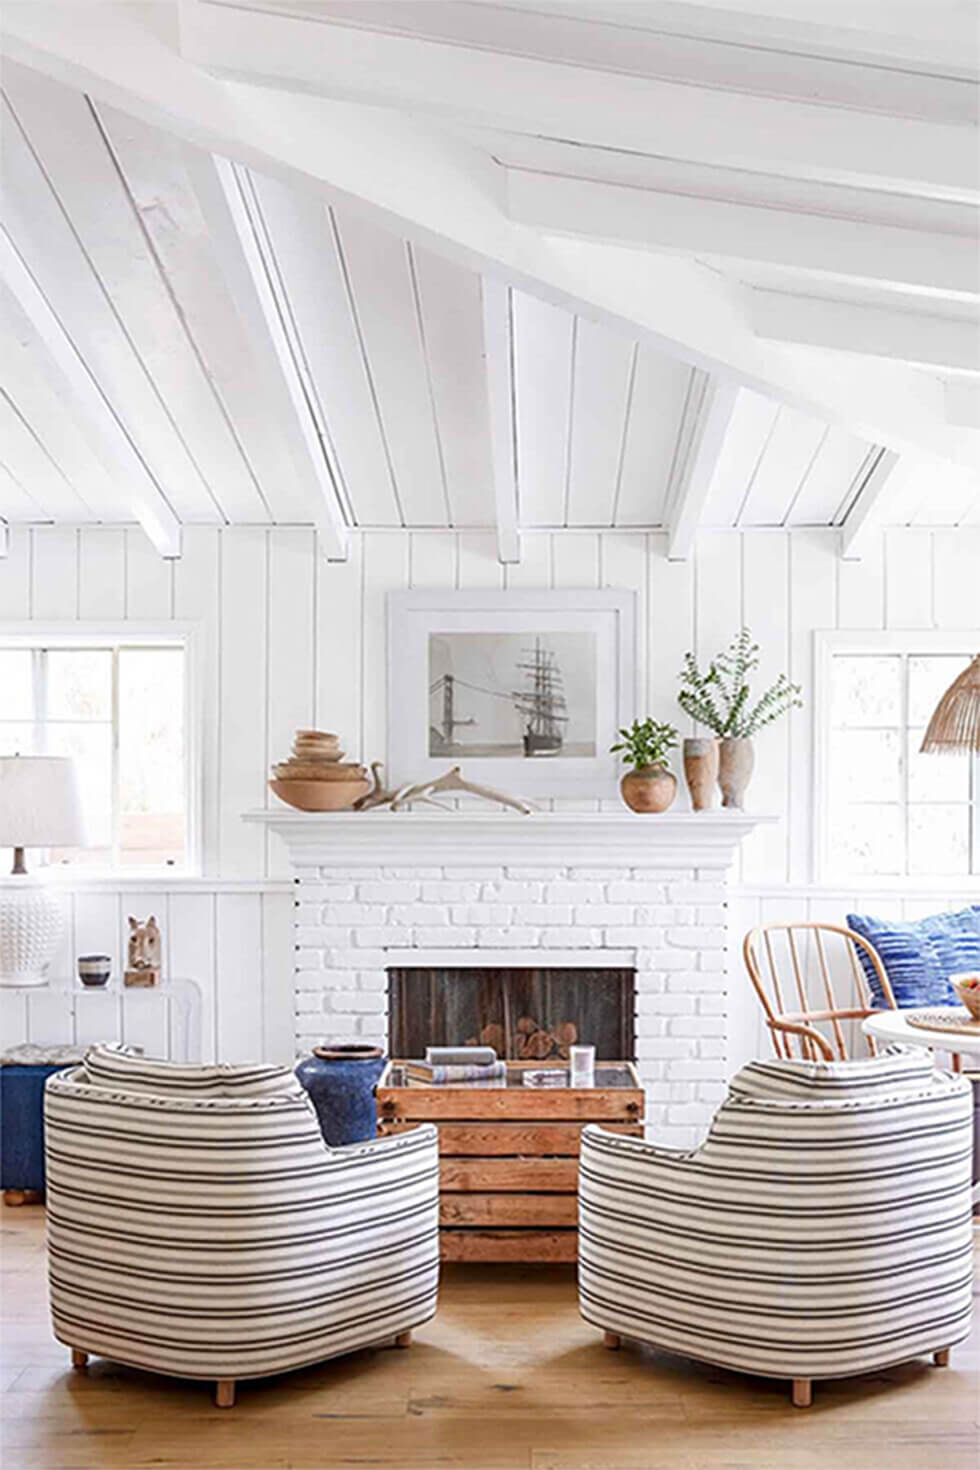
244,809,774,869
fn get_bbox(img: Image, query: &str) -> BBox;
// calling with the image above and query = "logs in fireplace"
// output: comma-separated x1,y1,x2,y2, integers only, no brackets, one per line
387,967,635,1062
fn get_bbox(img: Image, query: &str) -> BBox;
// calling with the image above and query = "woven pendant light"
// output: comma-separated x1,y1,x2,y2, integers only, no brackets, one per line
920,654,980,754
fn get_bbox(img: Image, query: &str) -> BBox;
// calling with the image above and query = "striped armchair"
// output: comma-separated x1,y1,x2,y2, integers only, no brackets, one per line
578,1047,973,1407
44,1044,440,1407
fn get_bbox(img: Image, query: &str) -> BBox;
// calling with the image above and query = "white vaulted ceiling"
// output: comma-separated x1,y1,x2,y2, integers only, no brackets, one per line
1,3,978,559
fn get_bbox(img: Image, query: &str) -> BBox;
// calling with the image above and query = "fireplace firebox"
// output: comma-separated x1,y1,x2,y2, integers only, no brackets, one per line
387,967,635,1062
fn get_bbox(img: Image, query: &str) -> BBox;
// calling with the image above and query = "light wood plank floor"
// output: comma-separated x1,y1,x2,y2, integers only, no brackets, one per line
2,1207,978,1470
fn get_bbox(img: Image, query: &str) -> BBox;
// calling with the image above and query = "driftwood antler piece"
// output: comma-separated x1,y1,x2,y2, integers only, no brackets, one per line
354,762,453,812
390,766,535,814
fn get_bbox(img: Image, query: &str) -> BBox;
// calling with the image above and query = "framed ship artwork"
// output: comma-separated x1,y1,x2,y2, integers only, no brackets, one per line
386,590,636,798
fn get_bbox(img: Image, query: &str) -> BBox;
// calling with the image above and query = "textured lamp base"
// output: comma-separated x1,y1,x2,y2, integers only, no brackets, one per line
0,880,63,987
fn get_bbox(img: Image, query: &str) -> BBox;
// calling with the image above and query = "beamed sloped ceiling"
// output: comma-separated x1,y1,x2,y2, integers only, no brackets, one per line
0,3,978,562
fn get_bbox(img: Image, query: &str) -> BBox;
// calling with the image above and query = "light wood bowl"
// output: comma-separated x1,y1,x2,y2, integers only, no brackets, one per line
272,761,363,781
270,777,371,812
951,975,980,1021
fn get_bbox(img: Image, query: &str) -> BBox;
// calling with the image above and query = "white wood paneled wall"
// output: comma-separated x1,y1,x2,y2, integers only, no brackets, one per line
2,521,978,1065
2,521,979,886
0,884,294,1066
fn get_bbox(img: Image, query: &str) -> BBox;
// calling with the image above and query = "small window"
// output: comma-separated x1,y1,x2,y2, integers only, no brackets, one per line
818,634,978,879
0,634,195,872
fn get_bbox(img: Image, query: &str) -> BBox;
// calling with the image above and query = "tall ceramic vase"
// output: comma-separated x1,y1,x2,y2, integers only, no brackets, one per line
718,737,755,809
683,738,719,811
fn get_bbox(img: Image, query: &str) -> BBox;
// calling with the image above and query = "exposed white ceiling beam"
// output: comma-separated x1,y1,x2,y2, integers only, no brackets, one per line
0,227,182,558
664,374,739,560
177,1,978,203
506,171,978,302
480,277,520,564
369,1,980,93
466,126,978,240
746,288,980,373
3,3,975,475
839,447,900,558
183,150,349,561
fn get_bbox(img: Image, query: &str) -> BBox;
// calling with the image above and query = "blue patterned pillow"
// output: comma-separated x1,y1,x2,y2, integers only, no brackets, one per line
846,906,980,1009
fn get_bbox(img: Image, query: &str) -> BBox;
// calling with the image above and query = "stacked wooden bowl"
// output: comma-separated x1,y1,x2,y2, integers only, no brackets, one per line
269,731,371,811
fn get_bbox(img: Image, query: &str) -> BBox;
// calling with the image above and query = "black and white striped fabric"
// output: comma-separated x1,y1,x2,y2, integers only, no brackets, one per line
579,1046,974,1382
44,1048,440,1384
84,1042,301,1098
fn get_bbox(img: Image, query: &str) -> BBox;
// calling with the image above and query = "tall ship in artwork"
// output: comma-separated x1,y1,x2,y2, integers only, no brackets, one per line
514,638,569,756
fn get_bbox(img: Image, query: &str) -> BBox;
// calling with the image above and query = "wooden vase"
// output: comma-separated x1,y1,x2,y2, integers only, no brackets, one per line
620,766,677,814
683,738,719,811
718,737,755,809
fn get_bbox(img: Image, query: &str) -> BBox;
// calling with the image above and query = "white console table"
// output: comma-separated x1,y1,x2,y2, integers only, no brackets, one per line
0,978,202,1062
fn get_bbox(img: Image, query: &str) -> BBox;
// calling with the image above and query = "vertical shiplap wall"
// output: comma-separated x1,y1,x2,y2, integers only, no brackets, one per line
2,521,978,1065
0,883,295,1067
2,521,978,884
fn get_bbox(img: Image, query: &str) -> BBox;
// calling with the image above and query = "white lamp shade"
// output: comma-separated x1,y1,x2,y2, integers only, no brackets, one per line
0,756,86,848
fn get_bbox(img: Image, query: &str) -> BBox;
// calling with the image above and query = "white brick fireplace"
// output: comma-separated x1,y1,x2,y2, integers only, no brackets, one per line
248,811,769,1148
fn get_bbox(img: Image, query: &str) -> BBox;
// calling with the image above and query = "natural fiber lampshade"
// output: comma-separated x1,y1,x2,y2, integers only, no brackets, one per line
920,654,980,754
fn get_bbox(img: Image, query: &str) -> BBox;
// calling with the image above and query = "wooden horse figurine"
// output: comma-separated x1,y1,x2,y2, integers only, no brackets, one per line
125,915,162,988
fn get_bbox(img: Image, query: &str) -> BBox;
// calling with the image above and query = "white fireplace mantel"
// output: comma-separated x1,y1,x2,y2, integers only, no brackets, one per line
245,809,775,869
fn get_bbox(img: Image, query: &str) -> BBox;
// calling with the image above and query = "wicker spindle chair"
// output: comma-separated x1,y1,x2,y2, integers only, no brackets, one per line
743,922,898,1062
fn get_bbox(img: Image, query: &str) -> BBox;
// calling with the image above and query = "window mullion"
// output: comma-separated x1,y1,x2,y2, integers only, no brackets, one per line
111,647,121,871
32,648,47,755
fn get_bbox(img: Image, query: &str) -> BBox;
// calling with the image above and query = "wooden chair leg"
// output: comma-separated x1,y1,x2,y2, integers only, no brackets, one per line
792,1378,812,1408
214,1379,235,1409
934,1348,951,1367
394,1330,412,1349
71,1349,89,1372
603,1331,622,1350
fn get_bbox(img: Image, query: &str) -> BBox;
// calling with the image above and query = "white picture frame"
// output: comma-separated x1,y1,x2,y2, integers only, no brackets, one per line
387,590,636,798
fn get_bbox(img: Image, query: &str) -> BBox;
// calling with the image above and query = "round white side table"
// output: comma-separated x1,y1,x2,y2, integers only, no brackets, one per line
862,1008,980,1208
861,1007,980,1065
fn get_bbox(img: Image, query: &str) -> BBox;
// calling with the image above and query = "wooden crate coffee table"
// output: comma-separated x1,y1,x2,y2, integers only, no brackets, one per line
376,1061,644,1263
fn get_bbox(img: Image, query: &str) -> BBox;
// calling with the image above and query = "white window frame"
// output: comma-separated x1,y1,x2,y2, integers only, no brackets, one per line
814,629,980,885
0,622,203,876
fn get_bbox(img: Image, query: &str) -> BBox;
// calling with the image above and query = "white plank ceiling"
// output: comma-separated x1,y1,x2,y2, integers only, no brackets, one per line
0,32,977,548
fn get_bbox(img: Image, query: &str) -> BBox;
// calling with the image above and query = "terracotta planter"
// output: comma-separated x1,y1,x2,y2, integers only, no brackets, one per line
683,738,719,811
718,737,755,810
620,766,677,814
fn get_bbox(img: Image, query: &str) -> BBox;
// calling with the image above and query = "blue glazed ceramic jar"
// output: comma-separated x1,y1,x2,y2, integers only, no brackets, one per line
295,1045,386,1147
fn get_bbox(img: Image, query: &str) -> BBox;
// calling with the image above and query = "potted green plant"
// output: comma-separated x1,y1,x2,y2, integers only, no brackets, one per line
610,719,679,813
678,629,802,809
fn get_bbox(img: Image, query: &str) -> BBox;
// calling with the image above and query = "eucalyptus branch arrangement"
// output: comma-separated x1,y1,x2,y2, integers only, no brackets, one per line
610,718,679,770
678,628,802,738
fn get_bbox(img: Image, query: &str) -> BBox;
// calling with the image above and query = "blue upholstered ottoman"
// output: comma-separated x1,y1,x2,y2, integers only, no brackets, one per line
1,1044,85,1204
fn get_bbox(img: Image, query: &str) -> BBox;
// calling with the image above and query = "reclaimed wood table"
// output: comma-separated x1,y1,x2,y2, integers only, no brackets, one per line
376,1060,645,1263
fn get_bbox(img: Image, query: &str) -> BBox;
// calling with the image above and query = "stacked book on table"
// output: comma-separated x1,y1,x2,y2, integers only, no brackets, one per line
402,1047,506,1086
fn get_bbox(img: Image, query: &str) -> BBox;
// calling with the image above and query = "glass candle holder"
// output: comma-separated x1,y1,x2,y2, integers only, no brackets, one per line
569,1044,596,1088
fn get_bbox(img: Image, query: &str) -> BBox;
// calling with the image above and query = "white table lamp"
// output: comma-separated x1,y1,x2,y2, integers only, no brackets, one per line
0,756,85,986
